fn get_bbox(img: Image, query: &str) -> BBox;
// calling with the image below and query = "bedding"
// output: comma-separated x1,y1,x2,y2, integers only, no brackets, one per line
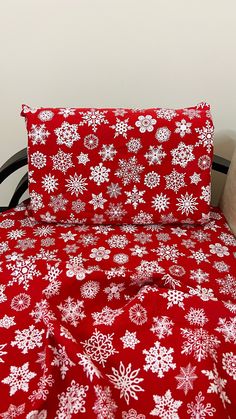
0,200,236,418
21,103,214,225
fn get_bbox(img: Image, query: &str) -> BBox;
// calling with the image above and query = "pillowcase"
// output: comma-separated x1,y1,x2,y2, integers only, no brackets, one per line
21,103,214,225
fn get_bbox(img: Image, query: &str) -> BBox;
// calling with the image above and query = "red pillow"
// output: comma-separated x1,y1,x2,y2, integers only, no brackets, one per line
22,103,214,225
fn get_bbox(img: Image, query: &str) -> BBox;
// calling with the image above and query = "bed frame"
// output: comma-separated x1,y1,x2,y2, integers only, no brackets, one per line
0,148,231,213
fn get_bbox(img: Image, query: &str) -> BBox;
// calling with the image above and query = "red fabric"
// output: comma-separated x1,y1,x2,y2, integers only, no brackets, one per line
0,200,235,418
22,103,213,225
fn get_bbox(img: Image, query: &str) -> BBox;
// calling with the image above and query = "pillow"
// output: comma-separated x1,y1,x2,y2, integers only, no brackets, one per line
21,103,214,225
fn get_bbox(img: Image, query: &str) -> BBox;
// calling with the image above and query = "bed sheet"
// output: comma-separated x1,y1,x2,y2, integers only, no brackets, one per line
0,200,235,418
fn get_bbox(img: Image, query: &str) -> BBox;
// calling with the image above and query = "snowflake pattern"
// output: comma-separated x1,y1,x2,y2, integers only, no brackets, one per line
143,341,176,377
107,362,144,404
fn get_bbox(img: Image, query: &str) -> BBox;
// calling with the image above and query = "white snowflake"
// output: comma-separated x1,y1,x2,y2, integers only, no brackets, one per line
0,343,7,363
215,317,236,344
29,124,50,145
175,363,198,395
176,193,198,216
93,385,117,418
58,297,85,327
77,152,89,165
90,163,110,185
79,109,108,132
11,325,44,354
80,280,100,299
92,306,123,326
187,391,216,418
135,115,156,133
144,171,160,189
110,118,133,138
99,144,117,161
51,149,74,173
154,243,182,263
202,364,230,407
56,380,88,418
165,169,185,193
58,107,75,117
127,137,142,153
171,142,195,168
161,290,188,310
116,157,144,186
150,389,182,417
150,316,174,339
122,408,146,419
0,315,16,329
152,193,170,212
31,151,47,169
41,173,58,193
155,126,171,142
7,257,40,290
185,308,208,327
195,120,214,153
145,145,166,165
181,327,220,362
77,353,102,382
50,344,75,379
82,329,116,367
175,119,192,137
2,362,36,396
120,330,140,349
84,133,99,149
129,304,147,325
143,341,176,378
65,173,88,196
104,282,125,300
125,186,145,209
156,108,177,121
107,362,144,404
49,194,68,213
0,403,26,418
89,192,107,209
222,352,236,380
54,121,80,147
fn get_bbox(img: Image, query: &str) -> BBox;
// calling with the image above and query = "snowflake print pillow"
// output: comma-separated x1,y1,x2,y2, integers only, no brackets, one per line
21,103,214,225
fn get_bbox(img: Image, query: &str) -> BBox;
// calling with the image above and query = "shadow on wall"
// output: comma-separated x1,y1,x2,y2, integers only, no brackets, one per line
211,130,236,206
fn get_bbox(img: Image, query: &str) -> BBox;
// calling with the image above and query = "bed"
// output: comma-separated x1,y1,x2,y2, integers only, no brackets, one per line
0,104,235,418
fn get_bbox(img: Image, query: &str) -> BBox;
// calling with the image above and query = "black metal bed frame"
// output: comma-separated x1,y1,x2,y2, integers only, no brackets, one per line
0,148,231,213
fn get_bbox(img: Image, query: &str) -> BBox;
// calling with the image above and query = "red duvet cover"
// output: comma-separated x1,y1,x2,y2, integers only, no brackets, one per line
0,201,236,418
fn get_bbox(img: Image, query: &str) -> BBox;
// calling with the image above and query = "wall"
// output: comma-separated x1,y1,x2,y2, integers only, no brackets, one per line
0,0,236,206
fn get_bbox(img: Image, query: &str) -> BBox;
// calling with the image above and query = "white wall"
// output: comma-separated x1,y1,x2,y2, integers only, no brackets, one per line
1,0,236,206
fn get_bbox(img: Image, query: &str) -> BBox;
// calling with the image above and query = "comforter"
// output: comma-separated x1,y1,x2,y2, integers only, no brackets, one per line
0,200,236,418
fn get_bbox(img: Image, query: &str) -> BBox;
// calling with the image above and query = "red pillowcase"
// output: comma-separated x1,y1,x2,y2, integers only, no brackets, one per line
22,103,214,225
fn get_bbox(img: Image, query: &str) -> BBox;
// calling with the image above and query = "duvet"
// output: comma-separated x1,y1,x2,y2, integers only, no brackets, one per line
0,200,236,418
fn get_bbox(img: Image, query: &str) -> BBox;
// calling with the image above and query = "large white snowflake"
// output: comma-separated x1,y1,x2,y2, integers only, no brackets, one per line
2,362,36,396
135,115,156,133
11,325,44,354
79,109,108,132
176,193,198,216
49,194,68,213
51,149,74,173
54,121,80,147
150,316,174,339
143,341,176,377
171,142,195,168
7,257,40,290
29,124,50,145
93,385,117,418
56,380,88,418
104,282,125,300
154,243,183,263
145,145,166,165
181,327,220,362
175,363,198,395
58,297,85,327
107,361,144,405
42,173,59,193
150,389,182,417
116,157,144,186
82,329,116,367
